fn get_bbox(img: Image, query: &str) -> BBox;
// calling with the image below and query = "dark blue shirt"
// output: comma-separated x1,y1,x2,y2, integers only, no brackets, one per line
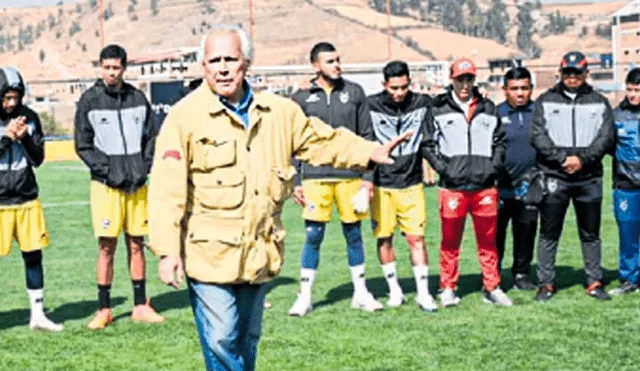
497,101,537,199
613,99,640,190
218,81,253,128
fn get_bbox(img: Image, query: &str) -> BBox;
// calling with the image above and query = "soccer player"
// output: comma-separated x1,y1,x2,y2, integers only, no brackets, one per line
288,42,383,316
367,61,437,311
75,45,163,329
0,67,63,332
423,57,513,307
495,67,538,290
609,68,640,295
531,51,614,302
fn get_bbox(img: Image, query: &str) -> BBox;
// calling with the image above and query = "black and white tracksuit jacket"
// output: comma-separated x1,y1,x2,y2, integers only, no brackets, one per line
0,67,45,206
74,79,157,193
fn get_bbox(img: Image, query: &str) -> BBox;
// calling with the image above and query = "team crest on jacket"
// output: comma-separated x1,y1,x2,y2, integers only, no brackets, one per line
501,116,511,125
339,91,349,104
306,93,320,103
448,198,459,210
620,199,629,213
102,219,111,229
547,178,558,194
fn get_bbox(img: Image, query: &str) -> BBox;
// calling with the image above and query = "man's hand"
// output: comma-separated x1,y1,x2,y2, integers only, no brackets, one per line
360,181,374,201
293,186,305,207
159,255,184,290
563,156,582,174
422,159,437,187
370,131,413,165
4,119,19,140
14,117,28,139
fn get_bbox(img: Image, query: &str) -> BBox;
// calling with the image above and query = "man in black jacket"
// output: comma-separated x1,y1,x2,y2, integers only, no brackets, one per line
0,66,63,332
75,45,162,329
367,61,437,312
530,51,615,302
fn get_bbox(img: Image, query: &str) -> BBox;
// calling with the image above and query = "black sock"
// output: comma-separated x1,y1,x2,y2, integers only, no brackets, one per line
98,284,111,309
132,279,146,306
22,251,44,290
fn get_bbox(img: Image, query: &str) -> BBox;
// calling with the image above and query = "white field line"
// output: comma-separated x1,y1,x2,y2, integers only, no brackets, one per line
42,200,90,208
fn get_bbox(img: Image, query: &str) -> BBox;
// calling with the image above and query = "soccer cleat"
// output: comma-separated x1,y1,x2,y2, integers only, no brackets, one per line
351,291,384,312
535,285,554,303
609,281,639,296
131,299,165,323
386,291,406,308
288,294,312,317
416,294,437,312
483,288,513,306
88,309,113,330
30,315,64,332
586,283,611,301
439,288,461,308
513,274,537,291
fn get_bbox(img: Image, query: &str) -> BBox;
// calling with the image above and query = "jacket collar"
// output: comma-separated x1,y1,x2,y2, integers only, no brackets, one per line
618,98,640,113
380,90,415,112
95,78,132,97
550,82,593,99
502,100,535,114
204,80,270,115
436,86,486,113
309,77,345,93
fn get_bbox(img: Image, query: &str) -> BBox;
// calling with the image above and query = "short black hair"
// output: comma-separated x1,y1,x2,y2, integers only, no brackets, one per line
99,44,128,66
503,67,532,86
626,68,640,85
383,60,410,81
310,42,336,63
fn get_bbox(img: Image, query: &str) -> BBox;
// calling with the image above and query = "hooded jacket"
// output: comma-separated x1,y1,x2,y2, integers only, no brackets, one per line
613,98,640,189
367,90,431,189
423,87,505,191
530,83,614,181
0,67,45,206
74,79,156,193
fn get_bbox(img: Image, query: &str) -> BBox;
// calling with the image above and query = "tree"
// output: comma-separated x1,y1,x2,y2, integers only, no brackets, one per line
440,0,465,33
69,21,81,37
104,3,114,21
48,14,56,30
39,49,46,63
150,0,159,16
516,3,541,58
595,24,612,40
89,0,98,9
484,0,509,43
75,4,83,14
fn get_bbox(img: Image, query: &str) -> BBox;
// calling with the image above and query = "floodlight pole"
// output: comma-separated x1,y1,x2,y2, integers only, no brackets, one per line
99,0,104,49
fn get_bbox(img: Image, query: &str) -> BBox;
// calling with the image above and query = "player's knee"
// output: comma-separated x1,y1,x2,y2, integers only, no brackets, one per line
21,250,42,267
406,235,425,250
342,222,363,246
304,221,326,247
377,237,392,249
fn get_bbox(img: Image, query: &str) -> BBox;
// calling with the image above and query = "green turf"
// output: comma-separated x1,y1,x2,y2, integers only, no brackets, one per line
0,161,638,370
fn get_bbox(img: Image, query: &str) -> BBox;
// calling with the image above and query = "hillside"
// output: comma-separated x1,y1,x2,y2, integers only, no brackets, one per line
0,0,626,82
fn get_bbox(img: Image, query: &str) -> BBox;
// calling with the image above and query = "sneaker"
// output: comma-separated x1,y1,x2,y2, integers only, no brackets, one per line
131,299,165,323
586,283,611,301
416,294,437,312
288,294,312,317
351,291,384,312
88,309,113,330
483,288,513,306
513,274,537,291
439,288,461,308
386,291,406,308
609,281,639,295
535,285,554,303
30,315,64,332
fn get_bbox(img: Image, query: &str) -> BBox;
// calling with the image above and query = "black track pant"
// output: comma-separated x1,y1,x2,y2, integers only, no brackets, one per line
537,177,603,287
496,198,538,277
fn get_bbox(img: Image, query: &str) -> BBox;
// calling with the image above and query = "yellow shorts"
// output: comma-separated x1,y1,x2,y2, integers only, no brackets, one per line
0,199,49,257
371,184,426,238
90,181,149,238
302,179,367,223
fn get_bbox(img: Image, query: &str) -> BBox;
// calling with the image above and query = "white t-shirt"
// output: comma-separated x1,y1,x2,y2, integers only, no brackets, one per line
564,91,577,100
452,92,472,119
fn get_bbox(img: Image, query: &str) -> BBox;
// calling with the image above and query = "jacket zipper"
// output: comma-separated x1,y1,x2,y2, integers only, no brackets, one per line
571,98,576,149
326,90,332,127
397,106,403,156
7,140,13,187
117,95,128,155
518,112,523,127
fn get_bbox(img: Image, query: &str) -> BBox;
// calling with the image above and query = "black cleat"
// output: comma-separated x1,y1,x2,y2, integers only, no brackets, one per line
587,283,611,301
608,281,639,296
535,285,554,302
513,274,537,291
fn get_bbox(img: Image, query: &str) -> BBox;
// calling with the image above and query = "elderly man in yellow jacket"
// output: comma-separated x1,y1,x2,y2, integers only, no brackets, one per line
148,25,410,371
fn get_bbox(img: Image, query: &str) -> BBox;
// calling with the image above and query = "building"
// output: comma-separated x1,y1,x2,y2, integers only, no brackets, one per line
612,0,640,89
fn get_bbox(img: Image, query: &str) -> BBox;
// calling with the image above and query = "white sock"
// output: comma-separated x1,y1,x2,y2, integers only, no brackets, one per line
413,265,430,297
381,262,403,296
300,268,316,298
27,289,45,319
350,264,368,296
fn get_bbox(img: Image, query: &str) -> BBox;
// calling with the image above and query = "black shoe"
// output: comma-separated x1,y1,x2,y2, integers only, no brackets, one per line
608,281,639,295
535,285,554,302
513,274,536,291
587,284,611,301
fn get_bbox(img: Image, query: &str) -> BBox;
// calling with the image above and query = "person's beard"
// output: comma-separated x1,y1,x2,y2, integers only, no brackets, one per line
319,70,341,84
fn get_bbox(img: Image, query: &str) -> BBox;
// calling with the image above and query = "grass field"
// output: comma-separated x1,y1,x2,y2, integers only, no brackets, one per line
0,161,639,370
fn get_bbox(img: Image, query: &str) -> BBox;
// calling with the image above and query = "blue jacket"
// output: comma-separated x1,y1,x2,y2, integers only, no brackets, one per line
496,101,536,198
613,99,640,190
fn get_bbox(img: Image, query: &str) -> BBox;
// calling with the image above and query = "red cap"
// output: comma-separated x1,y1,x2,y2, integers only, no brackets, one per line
450,58,477,78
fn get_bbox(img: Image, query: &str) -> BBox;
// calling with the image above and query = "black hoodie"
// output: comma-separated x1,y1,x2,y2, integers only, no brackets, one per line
74,79,156,193
0,67,45,206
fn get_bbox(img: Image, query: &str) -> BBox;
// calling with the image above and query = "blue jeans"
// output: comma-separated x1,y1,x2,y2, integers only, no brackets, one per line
614,189,640,284
188,279,266,371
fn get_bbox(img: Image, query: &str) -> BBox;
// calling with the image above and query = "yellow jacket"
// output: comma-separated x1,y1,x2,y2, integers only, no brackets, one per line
148,84,379,284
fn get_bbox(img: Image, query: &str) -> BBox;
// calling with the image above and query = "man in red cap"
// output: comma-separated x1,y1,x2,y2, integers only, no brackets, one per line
423,57,513,307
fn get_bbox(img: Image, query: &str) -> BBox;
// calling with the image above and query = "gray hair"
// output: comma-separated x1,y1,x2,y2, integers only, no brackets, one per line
199,24,254,64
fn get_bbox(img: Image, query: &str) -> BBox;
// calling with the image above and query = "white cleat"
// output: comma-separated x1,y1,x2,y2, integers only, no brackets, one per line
29,316,64,332
440,288,462,308
288,294,312,317
416,294,438,312
483,288,514,307
351,291,384,312
386,292,406,308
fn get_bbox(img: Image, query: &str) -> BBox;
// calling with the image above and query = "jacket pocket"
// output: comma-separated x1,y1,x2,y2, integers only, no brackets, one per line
193,168,246,209
191,138,237,171
269,166,297,203
186,221,244,280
